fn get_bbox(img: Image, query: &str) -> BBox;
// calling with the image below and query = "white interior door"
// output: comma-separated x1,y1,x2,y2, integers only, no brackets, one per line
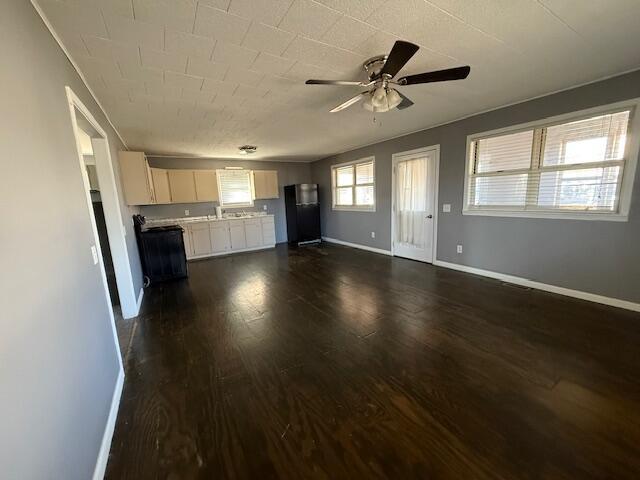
392,149,437,263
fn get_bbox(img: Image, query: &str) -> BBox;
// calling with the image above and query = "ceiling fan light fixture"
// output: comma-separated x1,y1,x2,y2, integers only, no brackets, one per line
238,145,257,155
386,88,402,109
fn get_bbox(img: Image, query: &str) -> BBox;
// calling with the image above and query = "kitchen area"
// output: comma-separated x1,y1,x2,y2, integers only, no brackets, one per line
119,151,317,284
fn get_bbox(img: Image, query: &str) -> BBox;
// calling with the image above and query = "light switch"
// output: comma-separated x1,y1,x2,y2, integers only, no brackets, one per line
443,204,451,213
184,209,190,216
91,245,99,265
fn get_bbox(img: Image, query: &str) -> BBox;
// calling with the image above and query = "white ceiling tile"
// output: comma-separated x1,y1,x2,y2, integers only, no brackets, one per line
140,47,188,73
282,36,363,73
277,0,342,40
212,41,259,66
83,35,140,65
132,0,197,33
145,84,183,101
282,61,333,81
59,0,135,19
320,15,376,51
186,57,228,79
250,52,296,75
104,15,164,50
164,71,205,91
165,30,216,60
228,0,294,27
193,4,251,44
181,88,216,103
201,78,239,95
119,60,164,84
38,0,108,37
55,29,90,57
234,84,270,99
74,55,121,80
199,0,232,10
224,66,264,86
315,0,387,21
242,22,295,56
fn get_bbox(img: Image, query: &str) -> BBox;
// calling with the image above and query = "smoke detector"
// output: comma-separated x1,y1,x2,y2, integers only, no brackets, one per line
238,145,257,155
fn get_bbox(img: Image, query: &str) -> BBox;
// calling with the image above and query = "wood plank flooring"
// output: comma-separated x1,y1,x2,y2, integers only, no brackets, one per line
106,243,640,479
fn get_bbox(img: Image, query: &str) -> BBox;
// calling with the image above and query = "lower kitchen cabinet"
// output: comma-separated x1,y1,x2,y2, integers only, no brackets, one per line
210,222,231,253
229,220,247,250
180,216,275,260
190,222,213,257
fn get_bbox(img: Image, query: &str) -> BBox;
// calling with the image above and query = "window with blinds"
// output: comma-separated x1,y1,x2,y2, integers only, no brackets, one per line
332,157,375,211
216,169,254,207
465,108,633,218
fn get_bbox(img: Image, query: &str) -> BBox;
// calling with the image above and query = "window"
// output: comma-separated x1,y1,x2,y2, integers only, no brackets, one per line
216,169,254,207
332,158,375,211
465,105,636,220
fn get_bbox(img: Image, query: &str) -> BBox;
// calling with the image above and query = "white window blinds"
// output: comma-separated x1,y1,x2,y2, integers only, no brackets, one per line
332,158,375,210
217,169,254,207
466,109,631,215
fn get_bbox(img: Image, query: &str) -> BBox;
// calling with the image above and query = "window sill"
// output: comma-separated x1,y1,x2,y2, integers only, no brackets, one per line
462,209,628,222
332,206,376,213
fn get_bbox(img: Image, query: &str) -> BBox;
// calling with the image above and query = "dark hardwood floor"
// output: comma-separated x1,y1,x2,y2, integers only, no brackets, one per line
106,243,640,479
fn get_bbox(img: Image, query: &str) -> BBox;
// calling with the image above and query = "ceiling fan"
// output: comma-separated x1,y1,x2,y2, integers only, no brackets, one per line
306,40,470,113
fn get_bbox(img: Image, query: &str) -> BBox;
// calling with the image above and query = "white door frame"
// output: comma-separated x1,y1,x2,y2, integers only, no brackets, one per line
65,86,139,325
391,145,440,263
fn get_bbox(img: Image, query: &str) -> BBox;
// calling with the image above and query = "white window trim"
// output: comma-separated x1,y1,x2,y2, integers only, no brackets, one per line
216,168,255,208
462,98,640,222
331,157,376,212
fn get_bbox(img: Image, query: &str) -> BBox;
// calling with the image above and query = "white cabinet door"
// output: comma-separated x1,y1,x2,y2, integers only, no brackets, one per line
229,220,246,250
210,221,230,253
190,223,213,256
181,225,193,259
244,219,263,248
261,217,276,245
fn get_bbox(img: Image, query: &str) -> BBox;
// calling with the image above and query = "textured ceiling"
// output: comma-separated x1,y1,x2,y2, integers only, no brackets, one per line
37,0,640,162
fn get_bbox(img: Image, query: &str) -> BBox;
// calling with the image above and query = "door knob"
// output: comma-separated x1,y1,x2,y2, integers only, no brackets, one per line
426,214,433,219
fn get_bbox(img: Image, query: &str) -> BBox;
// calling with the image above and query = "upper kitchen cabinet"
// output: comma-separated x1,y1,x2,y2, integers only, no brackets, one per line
119,151,155,205
254,170,279,199
168,170,197,203
194,170,218,202
151,168,171,204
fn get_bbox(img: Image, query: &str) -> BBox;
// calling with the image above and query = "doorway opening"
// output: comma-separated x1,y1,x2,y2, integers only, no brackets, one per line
66,86,139,323
391,146,440,263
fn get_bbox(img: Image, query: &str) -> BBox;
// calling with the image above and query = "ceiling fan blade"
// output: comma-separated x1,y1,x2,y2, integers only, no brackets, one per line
306,79,365,86
330,92,367,113
380,40,419,78
398,66,471,85
396,91,414,110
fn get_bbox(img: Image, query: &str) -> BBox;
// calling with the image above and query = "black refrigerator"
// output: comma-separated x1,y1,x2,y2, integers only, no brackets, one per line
284,184,321,244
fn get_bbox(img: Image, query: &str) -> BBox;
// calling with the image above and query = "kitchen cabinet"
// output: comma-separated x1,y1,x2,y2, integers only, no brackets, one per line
119,151,155,205
261,216,276,245
244,219,263,248
229,220,247,250
194,170,218,202
151,168,171,203
177,215,275,260
210,221,231,253
189,222,212,257
168,170,197,203
253,170,279,199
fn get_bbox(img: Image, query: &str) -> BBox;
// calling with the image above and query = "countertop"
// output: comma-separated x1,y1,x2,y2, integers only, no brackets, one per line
145,213,273,228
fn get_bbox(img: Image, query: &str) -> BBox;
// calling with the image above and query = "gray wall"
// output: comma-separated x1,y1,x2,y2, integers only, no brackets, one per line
311,70,640,304
0,1,142,478
140,157,312,243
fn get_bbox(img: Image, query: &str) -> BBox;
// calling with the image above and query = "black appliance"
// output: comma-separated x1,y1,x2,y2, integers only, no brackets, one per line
284,184,321,244
133,215,188,284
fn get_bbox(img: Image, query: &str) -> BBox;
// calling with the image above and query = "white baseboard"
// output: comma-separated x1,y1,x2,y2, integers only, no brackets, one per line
322,236,392,256
187,244,275,261
92,368,124,480
433,260,640,313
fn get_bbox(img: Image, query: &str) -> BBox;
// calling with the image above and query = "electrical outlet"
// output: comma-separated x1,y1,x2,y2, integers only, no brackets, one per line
184,209,190,216
443,203,451,213
456,245,463,254
371,231,376,239
263,205,267,211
